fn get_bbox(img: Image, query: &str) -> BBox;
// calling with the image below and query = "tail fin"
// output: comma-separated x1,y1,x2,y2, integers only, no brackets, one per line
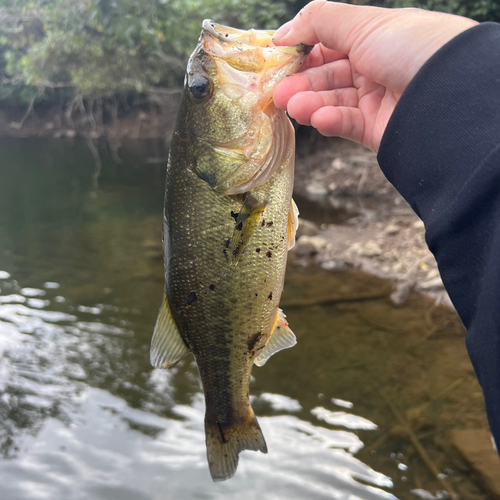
205,412,267,482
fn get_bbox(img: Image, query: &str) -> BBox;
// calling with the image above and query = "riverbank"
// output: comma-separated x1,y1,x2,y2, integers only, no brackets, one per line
0,91,181,142
291,135,447,307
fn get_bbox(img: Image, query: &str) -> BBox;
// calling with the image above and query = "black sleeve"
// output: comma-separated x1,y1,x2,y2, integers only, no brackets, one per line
378,22,500,447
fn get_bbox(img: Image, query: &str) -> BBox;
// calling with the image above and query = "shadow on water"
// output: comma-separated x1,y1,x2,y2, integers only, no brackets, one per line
0,139,492,499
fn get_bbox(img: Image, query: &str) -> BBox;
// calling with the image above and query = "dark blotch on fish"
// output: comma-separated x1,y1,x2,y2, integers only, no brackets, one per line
199,171,217,187
256,248,260,253
261,220,266,227
247,331,263,352
231,211,239,222
268,292,272,300
266,251,272,258
236,221,243,231
217,421,227,443
266,221,273,227
209,284,215,290
186,291,197,304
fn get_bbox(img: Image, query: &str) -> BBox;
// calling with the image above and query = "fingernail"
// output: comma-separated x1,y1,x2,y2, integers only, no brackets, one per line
273,21,293,40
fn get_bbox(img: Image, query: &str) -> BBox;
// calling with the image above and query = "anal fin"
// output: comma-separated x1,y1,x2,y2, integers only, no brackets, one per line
150,292,190,369
288,198,299,250
229,194,267,265
254,309,296,367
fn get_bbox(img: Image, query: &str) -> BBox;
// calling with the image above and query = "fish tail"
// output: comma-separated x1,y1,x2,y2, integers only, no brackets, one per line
205,410,267,482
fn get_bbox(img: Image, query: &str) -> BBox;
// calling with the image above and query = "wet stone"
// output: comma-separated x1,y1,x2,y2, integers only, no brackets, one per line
384,223,400,235
305,182,328,198
293,235,327,257
296,218,320,238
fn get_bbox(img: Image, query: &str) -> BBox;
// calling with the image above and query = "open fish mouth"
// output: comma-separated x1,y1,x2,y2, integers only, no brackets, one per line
201,19,311,52
200,19,311,76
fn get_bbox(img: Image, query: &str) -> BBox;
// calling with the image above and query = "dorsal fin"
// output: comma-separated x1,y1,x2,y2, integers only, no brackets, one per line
254,309,296,367
150,292,190,369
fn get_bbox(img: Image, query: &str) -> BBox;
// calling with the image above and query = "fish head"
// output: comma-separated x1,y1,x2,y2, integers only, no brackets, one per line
180,20,310,194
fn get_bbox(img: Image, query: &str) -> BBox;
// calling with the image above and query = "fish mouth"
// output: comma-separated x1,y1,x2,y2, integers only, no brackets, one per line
202,19,310,54
200,19,310,76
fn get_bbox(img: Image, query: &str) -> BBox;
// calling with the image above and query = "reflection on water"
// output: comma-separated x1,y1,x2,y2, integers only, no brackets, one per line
0,139,488,499
0,271,393,500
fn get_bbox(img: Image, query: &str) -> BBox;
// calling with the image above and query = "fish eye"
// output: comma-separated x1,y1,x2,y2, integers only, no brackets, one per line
189,76,212,101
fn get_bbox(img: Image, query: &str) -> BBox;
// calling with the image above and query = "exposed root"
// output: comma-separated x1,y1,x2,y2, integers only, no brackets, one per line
10,94,37,129
85,138,102,190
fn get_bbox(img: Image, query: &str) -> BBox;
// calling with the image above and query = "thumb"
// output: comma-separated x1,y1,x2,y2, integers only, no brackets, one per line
273,1,385,54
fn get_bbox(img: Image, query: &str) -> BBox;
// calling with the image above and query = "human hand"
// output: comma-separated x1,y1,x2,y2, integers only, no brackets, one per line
273,1,477,152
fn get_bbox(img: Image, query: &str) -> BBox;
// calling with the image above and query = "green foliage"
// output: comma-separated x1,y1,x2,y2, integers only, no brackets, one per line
0,0,296,102
0,0,497,104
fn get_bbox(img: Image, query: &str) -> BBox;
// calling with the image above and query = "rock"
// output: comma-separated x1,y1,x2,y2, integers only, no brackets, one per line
293,235,327,257
296,218,320,238
451,429,500,496
361,241,382,257
384,223,400,235
320,260,347,271
331,157,348,170
412,219,425,229
305,181,328,198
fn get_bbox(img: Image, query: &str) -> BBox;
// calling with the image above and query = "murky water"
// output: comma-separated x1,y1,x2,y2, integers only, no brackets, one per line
0,139,490,499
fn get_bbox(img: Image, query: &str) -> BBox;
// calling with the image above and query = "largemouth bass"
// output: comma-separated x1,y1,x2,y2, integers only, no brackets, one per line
150,20,308,481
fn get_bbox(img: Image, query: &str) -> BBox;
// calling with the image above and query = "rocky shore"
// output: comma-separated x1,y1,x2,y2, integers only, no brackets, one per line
291,136,449,308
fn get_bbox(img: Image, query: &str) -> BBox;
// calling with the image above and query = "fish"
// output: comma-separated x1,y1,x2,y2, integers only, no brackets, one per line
150,20,308,482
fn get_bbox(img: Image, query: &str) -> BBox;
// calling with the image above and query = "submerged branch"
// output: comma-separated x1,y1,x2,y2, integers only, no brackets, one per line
280,292,389,308
380,391,459,499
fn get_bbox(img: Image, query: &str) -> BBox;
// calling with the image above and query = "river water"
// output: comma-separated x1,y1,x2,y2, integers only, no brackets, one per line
0,139,489,499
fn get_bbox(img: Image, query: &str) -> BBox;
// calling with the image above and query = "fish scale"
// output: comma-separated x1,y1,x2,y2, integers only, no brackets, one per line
150,19,309,481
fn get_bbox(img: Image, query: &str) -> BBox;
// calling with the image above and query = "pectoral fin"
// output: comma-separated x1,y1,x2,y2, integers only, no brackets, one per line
254,309,296,367
150,292,190,369
229,195,267,265
288,198,299,250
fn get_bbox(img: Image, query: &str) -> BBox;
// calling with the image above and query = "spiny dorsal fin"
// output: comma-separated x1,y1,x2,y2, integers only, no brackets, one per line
229,194,267,265
150,292,190,369
254,309,296,367
287,198,299,250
